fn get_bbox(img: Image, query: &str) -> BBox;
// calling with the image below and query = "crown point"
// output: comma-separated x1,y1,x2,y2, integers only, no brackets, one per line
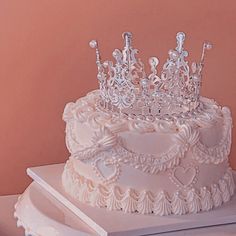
122,32,133,48
200,41,212,64
89,40,98,49
204,41,213,50
176,32,186,41
122,32,132,39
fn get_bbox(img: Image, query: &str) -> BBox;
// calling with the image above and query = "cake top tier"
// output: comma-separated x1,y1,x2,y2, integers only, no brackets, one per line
89,32,212,119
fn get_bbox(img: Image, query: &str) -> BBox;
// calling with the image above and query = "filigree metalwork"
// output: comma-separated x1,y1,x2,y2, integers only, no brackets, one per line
89,32,212,118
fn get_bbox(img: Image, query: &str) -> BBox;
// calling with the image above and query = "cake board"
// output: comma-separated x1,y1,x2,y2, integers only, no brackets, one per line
27,163,236,236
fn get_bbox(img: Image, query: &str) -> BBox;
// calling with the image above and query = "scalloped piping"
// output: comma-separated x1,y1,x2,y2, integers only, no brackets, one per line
65,99,232,176
69,123,200,176
62,161,235,216
69,112,231,180
192,110,232,164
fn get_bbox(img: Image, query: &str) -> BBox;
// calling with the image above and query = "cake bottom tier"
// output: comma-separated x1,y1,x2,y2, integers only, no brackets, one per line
62,160,235,216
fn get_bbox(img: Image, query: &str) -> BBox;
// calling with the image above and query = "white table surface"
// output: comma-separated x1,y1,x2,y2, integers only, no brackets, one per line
1,193,236,236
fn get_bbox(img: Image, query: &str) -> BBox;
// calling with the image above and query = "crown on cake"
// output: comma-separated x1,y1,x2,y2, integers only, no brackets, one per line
89,32,212,120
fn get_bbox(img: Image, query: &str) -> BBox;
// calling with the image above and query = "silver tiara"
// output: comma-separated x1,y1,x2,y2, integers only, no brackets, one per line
89,32,212,120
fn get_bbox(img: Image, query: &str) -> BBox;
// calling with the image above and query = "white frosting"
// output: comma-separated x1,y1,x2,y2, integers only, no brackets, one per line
224,168,235,196
219,179,230,203
62,90,235,216
90,185,107,208
64,91,232,173
62,161,235,216
137,191,154,214
153,191,172,216
121,189,138,213
171,191,188,215
79,182,91,203
186,188,201,213
200,187,213,211
211,184,223,208
106,186,122,211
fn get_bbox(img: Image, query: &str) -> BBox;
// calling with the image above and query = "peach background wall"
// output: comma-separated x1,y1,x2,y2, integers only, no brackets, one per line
0,0,236,195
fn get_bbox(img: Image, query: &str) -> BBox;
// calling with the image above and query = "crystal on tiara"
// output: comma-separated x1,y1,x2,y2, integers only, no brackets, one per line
89,32,212,119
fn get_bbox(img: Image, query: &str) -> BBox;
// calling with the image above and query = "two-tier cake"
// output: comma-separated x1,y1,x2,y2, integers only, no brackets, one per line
62,32,235,216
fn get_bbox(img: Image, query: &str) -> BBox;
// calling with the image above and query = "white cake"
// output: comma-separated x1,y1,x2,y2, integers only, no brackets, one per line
62,32,235,216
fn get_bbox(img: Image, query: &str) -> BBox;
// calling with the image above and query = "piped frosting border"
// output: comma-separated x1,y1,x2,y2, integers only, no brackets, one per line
62,160,235,216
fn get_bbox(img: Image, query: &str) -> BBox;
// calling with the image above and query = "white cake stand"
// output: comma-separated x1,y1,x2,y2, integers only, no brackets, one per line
14,164,236,236
14,182,97,236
